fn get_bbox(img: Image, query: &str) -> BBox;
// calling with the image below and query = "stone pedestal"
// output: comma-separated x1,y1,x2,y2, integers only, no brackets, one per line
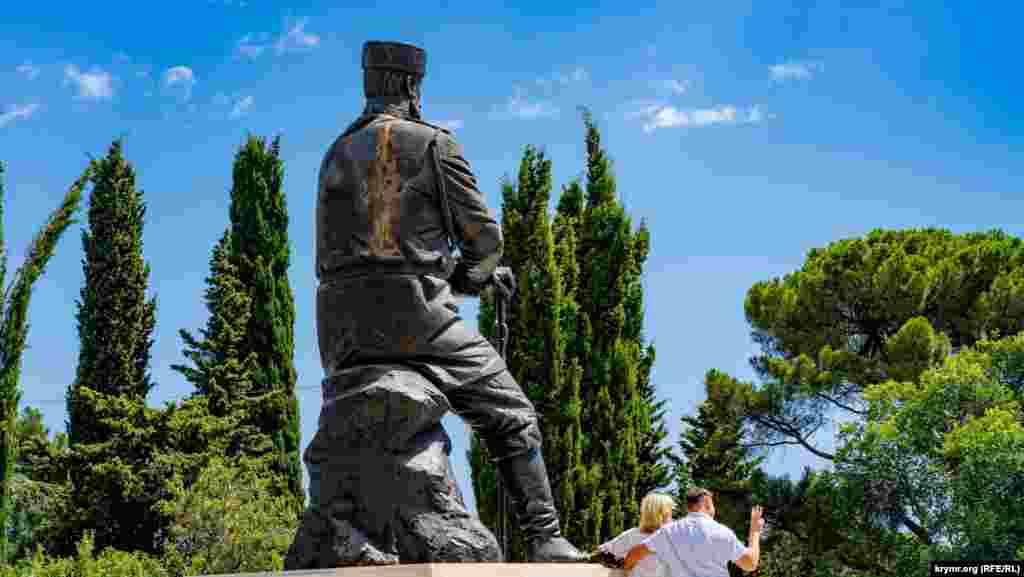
202,564,623,577
285,365,501,569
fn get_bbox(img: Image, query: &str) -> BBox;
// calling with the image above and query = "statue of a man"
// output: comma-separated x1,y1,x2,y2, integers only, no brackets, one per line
310,40,587,563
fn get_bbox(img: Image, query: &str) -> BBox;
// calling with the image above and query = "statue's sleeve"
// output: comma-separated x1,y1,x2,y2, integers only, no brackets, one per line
438,133,503,284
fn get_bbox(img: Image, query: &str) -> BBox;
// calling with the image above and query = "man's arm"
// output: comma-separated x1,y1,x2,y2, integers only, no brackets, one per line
733,505,764,572
623,544,653,572
436,133,502,293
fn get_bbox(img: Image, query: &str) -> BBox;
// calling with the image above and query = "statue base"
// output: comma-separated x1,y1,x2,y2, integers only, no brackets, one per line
286,365,501,568
200,564,623,577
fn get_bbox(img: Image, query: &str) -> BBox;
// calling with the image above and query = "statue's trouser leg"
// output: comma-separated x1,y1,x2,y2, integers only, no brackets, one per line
446,362,586,563
307,462,321,512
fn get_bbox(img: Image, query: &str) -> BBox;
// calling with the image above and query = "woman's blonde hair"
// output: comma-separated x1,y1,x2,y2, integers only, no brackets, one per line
639,493,675,532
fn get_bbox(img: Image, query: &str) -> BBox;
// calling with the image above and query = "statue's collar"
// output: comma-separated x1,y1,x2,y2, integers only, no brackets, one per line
363,96,419,120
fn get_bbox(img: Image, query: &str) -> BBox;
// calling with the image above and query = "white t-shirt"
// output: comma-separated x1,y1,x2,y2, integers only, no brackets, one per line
600,527,669,577
642,512,747,577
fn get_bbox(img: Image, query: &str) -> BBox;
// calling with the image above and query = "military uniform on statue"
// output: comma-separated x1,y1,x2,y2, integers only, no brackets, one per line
295,40,587,565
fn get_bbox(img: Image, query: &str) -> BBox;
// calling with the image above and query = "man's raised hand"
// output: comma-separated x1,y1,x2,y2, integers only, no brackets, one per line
750,505,765,532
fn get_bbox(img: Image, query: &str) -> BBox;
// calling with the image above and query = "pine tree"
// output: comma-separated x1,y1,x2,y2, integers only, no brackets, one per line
67,140,157,445
197,135,302,501
0,161,87,562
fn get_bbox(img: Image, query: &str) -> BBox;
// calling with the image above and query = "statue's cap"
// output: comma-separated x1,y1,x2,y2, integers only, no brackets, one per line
362,41,426,77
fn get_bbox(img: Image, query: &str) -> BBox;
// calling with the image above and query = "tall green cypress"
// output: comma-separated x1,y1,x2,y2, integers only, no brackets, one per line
574,108,651,542
173,232,259,414
551,180,595,547
469,111,666,553
222,135,301,501
67,140,157,446
470,146,574,560
0,161,87,562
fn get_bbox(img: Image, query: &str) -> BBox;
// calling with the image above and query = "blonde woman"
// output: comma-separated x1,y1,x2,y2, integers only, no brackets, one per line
597,493,674,577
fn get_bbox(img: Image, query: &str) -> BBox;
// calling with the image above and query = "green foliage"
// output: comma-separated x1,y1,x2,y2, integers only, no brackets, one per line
0,532,170,577
710,228,1024,574
840,332,1024,560
574,108,654,543
200,134,302,501
675,370,767,577
50,384,290,558
676,369,766,545
68,140,157,445
0,160,88,562
158,456,300,576
469,110,666,555
743,228,1024,458
172,231,260,417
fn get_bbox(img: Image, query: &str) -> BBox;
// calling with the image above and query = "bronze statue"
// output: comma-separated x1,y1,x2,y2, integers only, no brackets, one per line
305,40,587,563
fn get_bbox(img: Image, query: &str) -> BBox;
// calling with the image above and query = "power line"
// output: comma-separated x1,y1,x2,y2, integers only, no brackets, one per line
19,385,324,406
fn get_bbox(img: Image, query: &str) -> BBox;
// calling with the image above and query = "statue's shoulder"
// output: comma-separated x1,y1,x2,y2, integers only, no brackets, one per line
406,117,452,136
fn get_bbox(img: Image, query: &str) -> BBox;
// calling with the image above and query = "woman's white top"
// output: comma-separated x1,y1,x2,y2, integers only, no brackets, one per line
599,527,669,577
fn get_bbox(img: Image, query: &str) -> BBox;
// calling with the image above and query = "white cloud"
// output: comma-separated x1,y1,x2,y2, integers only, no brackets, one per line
666,79,688,95
63,65,114,100
230,95,254,118
437,119,463,131
638,104,768,132
558,66,587,85
0,103,40,127
236,20,318,59
163,66,196,100
507,89,559,119
769,61,823,82
236,34,267,59
535,66,588,91
16,62,40,80
274,19,320,54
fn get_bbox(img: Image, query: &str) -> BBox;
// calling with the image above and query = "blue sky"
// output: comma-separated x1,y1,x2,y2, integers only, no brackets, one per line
3,1,1023,516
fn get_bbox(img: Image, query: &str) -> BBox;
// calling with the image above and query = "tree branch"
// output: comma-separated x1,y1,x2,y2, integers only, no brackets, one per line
813,390,868,416
751,414,836,461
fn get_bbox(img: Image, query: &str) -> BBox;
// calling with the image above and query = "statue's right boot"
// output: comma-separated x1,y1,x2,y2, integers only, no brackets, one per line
496,447,588,563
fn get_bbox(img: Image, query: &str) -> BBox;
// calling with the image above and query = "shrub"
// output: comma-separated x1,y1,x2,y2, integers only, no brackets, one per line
157,455,301,576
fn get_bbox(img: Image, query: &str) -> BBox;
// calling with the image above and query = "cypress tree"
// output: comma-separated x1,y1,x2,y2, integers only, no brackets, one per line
574,108,652,542
173,232,260,417
67,140,157,445
551,179,595,547
221,135,301,501
0,161,87,561
469,111,666,553
62,141,165,553
470,146,574,560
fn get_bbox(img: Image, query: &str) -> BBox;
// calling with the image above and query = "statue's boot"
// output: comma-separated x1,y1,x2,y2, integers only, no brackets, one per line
497,447,588,563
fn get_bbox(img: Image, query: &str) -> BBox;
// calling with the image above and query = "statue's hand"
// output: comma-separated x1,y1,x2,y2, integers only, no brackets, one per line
449,261,487,296
491,266,517,300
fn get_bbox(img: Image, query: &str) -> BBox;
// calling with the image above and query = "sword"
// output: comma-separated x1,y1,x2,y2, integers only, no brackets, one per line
494,285,510,560
493,276,512,561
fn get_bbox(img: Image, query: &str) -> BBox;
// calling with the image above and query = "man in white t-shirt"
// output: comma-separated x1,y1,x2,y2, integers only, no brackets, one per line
624,487,763,576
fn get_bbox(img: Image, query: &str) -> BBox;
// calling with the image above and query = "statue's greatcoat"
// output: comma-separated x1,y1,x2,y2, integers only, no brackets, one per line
309,104,541,466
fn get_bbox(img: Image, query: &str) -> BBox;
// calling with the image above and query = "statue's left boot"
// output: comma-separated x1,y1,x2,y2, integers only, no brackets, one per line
497,447,589,563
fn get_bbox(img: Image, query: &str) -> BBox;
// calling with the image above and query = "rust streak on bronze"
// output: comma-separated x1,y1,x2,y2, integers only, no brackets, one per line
366,122,401,256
